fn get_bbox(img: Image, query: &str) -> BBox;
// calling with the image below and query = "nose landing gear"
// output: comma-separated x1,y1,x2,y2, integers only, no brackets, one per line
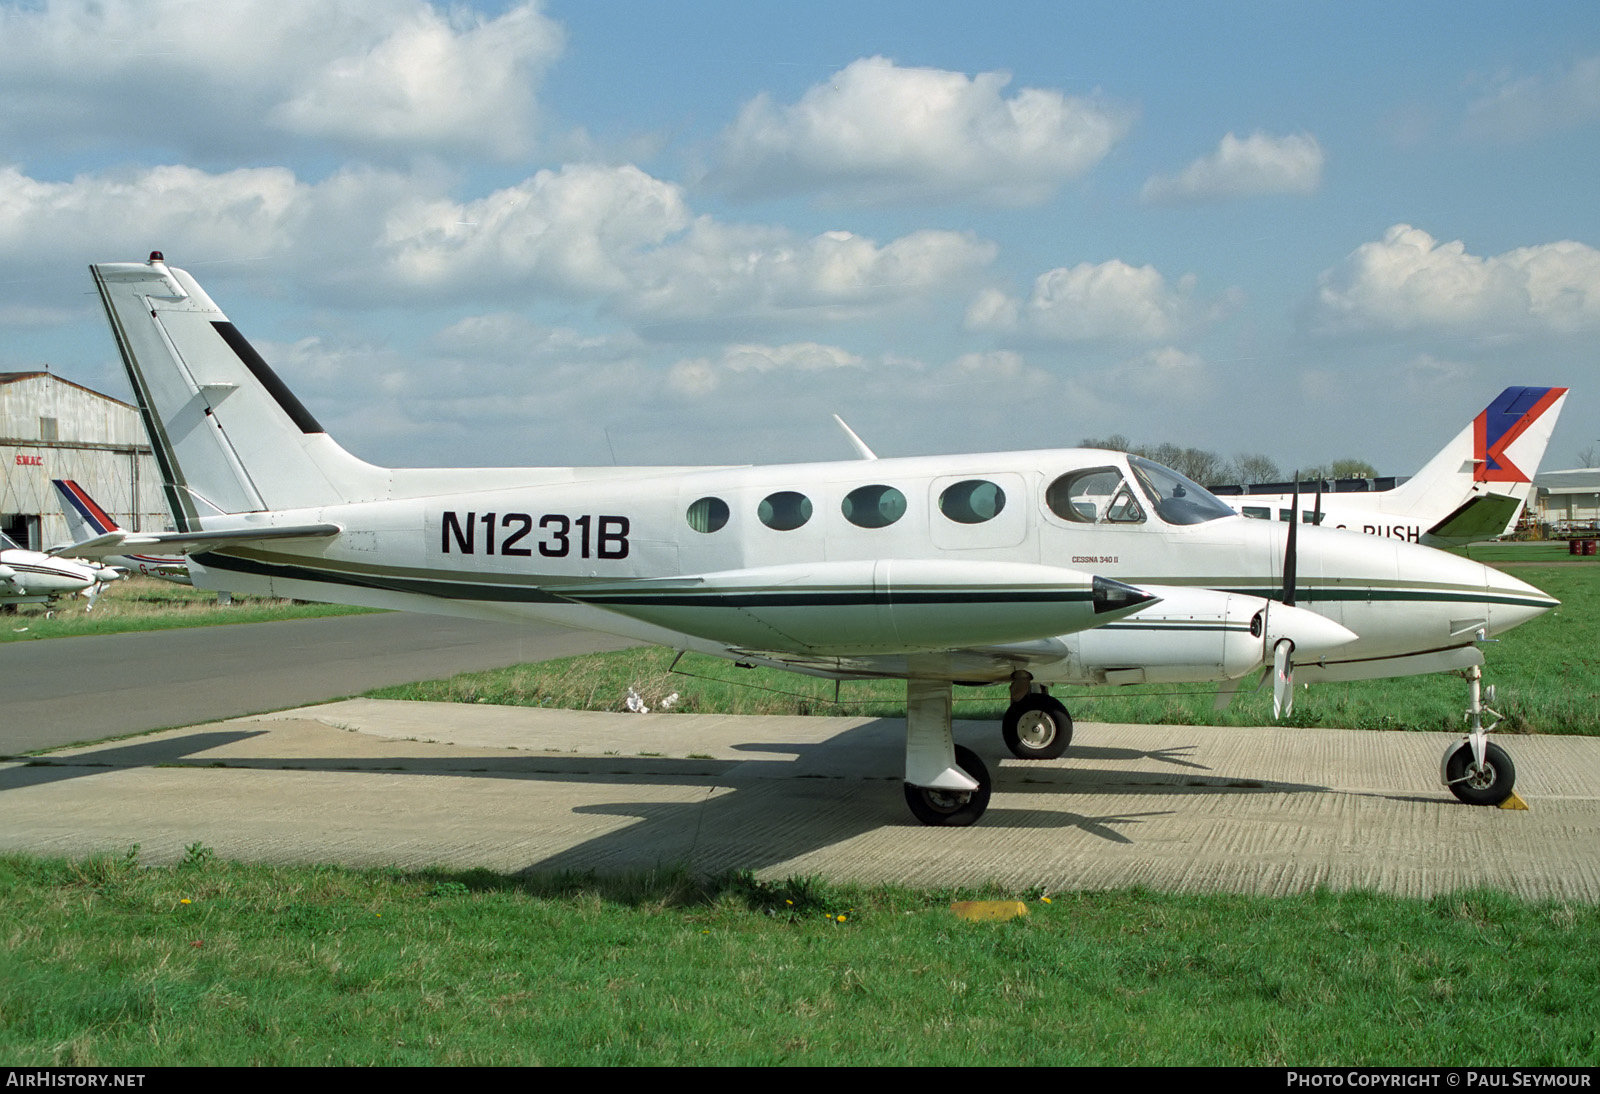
1441,664,1518,806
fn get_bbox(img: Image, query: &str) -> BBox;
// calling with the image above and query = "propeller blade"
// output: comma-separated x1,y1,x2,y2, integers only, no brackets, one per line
1283,473,1299,607
1272,638,1294,719
1251,662,1273,694
1313,477,1323,529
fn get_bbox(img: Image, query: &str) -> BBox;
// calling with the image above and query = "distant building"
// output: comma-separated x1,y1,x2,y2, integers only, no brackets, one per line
0,371,164,550
1534,468,1600,534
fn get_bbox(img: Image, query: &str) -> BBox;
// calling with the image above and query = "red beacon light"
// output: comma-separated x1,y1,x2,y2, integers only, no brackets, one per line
148,250,164,263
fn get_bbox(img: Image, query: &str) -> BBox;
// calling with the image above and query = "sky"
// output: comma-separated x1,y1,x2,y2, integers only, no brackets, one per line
1,0,1596,476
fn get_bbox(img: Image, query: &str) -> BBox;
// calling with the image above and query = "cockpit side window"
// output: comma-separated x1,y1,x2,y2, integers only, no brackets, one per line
1046,467,1145,524
1126,455,1238,526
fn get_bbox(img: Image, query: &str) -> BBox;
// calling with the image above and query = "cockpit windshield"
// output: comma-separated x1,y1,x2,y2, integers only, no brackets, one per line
0,531,17,550
1127,455,1238,526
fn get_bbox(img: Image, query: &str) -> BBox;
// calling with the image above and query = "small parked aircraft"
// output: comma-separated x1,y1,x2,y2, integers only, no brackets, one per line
1,529,121,610
1210,386,1568,546
52,479,191,584
70,254,1557,824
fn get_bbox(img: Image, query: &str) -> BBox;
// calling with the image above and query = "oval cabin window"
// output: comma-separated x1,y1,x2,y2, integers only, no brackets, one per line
758,491,813,531
841,484,907,529
938,479,1006,524
685,496,729,533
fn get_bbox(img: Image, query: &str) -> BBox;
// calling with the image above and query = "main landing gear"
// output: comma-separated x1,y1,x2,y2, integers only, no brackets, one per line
1441,664,1518,806
904,745,992,826
898,671,1068,825
902,678,992,826
1000,671,1073,760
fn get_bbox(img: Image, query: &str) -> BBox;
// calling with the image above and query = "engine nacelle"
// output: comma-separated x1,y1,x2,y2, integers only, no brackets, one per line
1058,584,1356,685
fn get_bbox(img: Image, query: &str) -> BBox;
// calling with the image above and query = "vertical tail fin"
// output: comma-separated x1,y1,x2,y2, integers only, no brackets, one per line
91,254,390,529
1388,386,1567,540
52,479,121,540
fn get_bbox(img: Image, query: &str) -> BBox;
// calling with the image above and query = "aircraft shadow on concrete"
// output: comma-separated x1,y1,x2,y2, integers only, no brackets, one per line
0,731,273,793
2,718,1334,875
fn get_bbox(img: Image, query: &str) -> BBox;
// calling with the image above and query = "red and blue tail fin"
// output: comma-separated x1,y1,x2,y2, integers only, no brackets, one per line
1472,386,1568,483
53,479,122,540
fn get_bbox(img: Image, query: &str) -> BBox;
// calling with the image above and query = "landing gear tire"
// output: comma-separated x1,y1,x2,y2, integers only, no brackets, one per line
1445,741,1516,806
1002,693,1073,760
904,745,992,827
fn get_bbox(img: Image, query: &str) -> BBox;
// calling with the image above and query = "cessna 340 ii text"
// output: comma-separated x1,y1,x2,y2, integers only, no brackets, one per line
70,253,1558,825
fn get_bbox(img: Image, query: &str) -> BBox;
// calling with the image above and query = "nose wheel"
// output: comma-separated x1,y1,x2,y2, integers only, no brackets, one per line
1441,663,1517,806
1443,741,1516,806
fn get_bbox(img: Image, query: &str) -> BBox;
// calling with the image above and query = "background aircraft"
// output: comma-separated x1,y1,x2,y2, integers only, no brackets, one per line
52,479,191,584
1211,386,1568,546
1,529,120,610
69,254,1557,824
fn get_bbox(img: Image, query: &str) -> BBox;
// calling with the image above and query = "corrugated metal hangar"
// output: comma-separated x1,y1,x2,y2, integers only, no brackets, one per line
1,371,164,550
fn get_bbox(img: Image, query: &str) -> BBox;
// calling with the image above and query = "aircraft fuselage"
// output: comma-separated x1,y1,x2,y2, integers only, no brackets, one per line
183,447,1553,687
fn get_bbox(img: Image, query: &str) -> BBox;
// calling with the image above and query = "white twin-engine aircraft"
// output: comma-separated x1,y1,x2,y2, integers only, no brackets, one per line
2,529,123,609
76,253,1558,826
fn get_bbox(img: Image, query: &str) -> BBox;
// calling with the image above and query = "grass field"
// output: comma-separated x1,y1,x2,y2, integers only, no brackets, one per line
3,853,1597,1066
371,562,1600,737
1,576,378,642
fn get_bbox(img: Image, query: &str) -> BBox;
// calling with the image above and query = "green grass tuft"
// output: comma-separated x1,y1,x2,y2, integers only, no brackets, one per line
1,576,378,642
2,854,1597,1065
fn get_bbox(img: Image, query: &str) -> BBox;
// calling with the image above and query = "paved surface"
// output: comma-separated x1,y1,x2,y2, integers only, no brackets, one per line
4,698,1598,900
0,613,636,751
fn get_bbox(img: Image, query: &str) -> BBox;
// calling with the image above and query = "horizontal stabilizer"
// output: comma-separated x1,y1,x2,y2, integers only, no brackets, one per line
50,523,341,561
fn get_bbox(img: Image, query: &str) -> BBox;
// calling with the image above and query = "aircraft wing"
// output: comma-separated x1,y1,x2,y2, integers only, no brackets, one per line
47,523,342,560
704,638,1075,684
556,559,1156,658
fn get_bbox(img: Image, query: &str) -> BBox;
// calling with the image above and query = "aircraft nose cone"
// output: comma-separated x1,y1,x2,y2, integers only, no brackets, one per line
1482,564,1559,636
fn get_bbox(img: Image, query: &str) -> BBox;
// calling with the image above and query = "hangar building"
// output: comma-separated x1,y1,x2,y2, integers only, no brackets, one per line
1534,468,1600,535
1,371,164,550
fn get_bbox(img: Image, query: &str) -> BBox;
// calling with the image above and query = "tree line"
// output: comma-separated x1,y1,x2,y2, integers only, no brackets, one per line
1078,434,1378,487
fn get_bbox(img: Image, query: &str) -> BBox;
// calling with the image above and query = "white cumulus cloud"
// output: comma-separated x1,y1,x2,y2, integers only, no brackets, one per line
1104,347,1209,399
1463,54,1600,142
0,163,309,261
668,341,869,396
714,56,1133,205
965,260,1208,342
1311,224,1600,336
0,0,562,161
628,223,995,323
382,163,691,295
0,159,996,327
1141,131,1324,204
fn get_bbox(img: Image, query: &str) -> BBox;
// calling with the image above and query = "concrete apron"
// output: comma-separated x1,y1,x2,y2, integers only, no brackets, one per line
3,698,1598,900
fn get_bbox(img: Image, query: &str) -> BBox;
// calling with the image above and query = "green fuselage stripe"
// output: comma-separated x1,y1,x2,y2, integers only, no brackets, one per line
192,551,1554,614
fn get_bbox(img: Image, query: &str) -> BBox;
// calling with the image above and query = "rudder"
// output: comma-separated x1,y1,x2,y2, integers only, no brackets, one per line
91,254,389,529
